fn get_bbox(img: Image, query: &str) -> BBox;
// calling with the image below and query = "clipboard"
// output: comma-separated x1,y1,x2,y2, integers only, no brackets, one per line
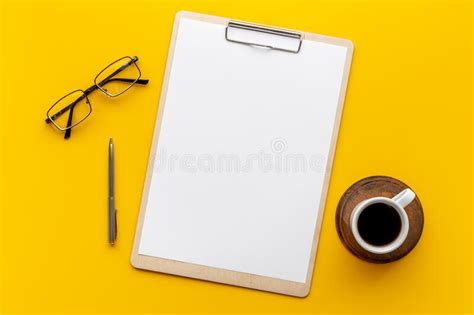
131,11,353,297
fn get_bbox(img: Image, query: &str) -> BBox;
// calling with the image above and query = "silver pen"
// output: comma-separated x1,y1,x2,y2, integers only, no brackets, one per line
108,138,117,245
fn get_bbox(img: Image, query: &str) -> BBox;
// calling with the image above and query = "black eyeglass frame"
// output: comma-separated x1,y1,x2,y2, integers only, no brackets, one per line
45,56,149,139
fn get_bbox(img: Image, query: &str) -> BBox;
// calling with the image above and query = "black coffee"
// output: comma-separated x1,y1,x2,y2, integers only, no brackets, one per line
357,203,402,246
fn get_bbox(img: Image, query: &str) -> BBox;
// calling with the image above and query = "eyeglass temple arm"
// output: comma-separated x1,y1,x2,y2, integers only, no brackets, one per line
109,78,149,84
64,103,76,139
45,78,149,124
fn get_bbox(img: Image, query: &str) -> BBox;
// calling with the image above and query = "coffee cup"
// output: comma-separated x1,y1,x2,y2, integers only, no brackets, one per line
350,188,415,255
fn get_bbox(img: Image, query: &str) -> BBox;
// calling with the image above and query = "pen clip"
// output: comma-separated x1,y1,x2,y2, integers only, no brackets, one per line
114,209,117,241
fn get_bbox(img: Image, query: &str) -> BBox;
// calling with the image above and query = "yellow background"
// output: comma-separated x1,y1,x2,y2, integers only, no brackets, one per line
0,0,472,313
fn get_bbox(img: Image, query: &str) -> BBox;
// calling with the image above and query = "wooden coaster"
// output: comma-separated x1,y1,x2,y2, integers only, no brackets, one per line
335,176,424,263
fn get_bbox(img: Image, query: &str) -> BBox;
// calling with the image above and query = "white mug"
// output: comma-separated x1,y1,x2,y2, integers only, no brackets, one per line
350,188,416,255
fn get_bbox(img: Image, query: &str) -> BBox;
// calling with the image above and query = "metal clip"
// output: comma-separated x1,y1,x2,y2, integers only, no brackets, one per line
225,21,303,54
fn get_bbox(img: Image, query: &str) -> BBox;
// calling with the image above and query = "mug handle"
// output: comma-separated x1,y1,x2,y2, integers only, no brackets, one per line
392,188,416,208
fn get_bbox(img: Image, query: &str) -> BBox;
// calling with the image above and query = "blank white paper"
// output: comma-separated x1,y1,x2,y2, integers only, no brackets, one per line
139,17,348,283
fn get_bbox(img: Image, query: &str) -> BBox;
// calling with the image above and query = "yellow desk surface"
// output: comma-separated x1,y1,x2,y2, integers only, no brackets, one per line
0,0,472,313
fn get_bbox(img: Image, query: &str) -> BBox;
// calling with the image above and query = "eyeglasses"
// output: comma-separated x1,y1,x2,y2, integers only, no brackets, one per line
45,56,149,139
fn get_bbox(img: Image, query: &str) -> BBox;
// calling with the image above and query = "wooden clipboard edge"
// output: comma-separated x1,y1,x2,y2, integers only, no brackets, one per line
131,10,354,298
